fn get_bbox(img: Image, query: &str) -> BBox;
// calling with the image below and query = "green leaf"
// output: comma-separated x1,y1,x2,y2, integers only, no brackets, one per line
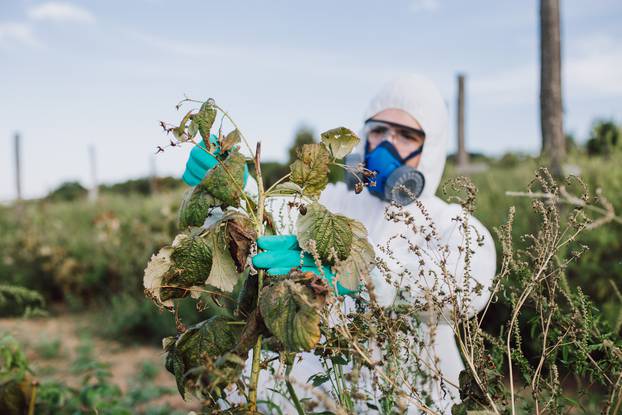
236,273,258,319
308,373,331,387
195,100,217,144
187,119,199,139
259,280,324,352
201,149,246,207
290,143,330,197
332,218,375,292
320,127,360,159
178,187,221,229
221,129,241,152
296,202,353,263
205,230,239,293
271,181,304,196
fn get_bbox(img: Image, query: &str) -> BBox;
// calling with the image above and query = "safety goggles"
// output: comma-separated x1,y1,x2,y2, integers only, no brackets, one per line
363,119,426,147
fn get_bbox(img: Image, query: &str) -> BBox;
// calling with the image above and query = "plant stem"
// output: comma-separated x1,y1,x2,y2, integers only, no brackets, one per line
248,142,266,412
286,364,306,415
264,173,292,195
248,333,263,412
213,103,255,158
28,380,38,415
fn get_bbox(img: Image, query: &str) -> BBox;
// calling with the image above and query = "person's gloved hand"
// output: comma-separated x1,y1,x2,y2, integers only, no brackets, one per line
252,234,358,296
182,134,249,186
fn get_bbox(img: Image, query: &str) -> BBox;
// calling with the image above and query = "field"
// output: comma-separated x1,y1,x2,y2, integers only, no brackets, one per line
1,148,621,413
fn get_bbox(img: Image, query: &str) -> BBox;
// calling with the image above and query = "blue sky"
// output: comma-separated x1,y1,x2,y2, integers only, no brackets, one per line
1,0,621,200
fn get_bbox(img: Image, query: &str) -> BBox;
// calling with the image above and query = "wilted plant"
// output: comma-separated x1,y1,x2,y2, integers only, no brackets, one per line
145,99,622,414
146,98,378,413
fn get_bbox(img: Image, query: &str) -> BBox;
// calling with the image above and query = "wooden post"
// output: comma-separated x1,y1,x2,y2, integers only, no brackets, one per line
457,74,469,168
540,0,565,176
88,145,98,202
14,132,22,201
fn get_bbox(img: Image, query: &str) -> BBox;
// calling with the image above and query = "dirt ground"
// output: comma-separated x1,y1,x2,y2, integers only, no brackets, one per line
0,312,200,411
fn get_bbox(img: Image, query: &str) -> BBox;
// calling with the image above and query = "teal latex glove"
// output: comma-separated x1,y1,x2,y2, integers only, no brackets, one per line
182,134,249,186
252,235,358,296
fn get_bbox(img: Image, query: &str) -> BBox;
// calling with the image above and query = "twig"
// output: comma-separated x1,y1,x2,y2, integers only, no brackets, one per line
248,142,266,412
505,188,622,227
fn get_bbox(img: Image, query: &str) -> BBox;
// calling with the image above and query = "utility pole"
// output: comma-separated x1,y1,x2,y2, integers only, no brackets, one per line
14,132,22,201
540,0,565,176
88,145,98,202
456,74,469,168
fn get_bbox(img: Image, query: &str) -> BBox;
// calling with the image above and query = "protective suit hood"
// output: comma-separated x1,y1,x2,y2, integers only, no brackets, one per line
355,74,449,198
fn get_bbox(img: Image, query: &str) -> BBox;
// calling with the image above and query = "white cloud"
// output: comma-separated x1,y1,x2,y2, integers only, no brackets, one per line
565,34,622,96
470,33,622,103
471,64,537,104
0,22,39,47
27,2,95,24
410,0,440,13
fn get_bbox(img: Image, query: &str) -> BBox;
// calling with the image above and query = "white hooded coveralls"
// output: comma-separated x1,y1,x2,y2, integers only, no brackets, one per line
233,75,497,414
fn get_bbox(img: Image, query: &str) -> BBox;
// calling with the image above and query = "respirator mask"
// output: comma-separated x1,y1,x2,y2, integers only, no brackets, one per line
346,119,426,205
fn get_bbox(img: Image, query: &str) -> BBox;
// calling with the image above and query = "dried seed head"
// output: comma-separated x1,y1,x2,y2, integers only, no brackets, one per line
354,182,364,194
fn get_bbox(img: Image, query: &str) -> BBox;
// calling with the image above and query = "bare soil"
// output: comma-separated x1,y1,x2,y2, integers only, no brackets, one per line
0,312,200,411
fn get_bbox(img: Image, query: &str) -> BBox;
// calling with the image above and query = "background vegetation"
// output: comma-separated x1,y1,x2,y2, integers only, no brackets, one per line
1,119,620,412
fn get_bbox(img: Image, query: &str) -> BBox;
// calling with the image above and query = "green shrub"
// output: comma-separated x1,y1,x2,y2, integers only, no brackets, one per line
443,151,622,330
46,181,88,202
586,119,620,156
0,192,180,306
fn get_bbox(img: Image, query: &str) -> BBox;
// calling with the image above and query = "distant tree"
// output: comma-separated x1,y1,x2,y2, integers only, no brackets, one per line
46,181,87,202
259,162,290,189
100,177,182,196
540,0,565,176
287,126,315,163
586,120,620,157
259,125,347,188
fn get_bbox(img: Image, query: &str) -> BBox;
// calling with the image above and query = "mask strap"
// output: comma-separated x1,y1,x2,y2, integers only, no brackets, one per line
402,145,424,163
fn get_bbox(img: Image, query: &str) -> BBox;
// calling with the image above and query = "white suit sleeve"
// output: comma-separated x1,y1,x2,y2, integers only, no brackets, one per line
373,205,496,324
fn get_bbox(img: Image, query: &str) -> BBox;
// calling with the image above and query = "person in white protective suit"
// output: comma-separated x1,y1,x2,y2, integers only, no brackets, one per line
183,74,497,414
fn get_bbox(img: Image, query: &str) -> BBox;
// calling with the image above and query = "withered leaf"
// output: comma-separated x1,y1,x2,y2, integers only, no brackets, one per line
259,280,325,352
205,229,240,293
320,127,360,159
164,316,243,397
332,218,374,292
221,129,241,152
289,143,330,197
296,202,353,263
143,245,175,309
160,234,213,301
225,214,257,273
195,100,217,143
